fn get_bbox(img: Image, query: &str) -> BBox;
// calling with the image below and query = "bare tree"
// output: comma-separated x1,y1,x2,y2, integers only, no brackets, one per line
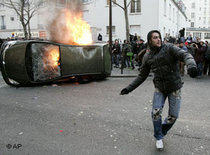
111,0,134,41
1,0,43,39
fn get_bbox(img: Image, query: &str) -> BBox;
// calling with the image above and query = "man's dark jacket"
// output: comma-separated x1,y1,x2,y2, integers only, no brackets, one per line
126,43,197,93
112,43,121,54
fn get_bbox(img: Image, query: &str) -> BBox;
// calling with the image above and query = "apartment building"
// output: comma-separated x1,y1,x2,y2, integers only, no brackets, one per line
0,0,188,42
82,0,188,42
184,0,210,42
0,1,47,39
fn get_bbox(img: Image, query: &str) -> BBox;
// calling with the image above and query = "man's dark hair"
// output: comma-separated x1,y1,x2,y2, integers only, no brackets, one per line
147,30,162,47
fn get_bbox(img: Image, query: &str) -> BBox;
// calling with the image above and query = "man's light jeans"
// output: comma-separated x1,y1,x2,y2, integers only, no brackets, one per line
152,88,181,140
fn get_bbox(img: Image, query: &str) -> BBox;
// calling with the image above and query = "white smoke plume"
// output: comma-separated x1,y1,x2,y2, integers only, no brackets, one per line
43,0,85,44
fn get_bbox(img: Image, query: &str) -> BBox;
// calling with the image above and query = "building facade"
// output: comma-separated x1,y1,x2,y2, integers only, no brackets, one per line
0,0,188,42
183,0,210,42
0,1,47,39
82,0,188,42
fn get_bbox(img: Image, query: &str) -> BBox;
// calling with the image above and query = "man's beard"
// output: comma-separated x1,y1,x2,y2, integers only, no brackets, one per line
150,44,161,52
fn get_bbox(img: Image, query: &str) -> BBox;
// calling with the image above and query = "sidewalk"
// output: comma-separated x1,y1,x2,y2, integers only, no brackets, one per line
110,66,139,77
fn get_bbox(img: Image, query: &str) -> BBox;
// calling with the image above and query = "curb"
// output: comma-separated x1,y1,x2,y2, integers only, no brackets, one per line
109,75,137,78
109,74,153,78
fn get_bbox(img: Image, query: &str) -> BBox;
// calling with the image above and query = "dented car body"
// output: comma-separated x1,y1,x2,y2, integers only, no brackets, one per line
0,40,111,86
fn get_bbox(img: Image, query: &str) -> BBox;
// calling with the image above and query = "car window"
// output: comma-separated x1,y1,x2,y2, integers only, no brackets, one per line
31,43,61,81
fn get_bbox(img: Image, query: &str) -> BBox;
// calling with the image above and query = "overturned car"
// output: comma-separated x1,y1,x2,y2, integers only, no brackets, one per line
0,40,111,86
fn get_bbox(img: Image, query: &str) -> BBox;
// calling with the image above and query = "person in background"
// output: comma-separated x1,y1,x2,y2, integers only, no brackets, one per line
179,28,185,43
112,39,121,68
135,40,147,68
179,41,188,76
120,30,197,150
203,41,210,76
186,34,192,42
187,41,198,59
133,33,138,42
195,40,207,77
121,40,132,69
97,33,102,41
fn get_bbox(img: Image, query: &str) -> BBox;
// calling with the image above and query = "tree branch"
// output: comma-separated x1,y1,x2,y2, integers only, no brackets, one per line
111,0,125,10
127,0,138,8
3,0,22,17
127,0,132,8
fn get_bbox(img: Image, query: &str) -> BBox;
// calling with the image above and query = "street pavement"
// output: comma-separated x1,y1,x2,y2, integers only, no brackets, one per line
110,67,139,77
0,68,210,155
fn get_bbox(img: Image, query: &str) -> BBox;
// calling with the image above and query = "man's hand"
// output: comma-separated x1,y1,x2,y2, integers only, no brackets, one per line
112,49,116,53
120,88,129,95
187,67,198,78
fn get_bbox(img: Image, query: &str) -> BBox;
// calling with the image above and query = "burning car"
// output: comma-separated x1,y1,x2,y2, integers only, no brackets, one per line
0,40,111,86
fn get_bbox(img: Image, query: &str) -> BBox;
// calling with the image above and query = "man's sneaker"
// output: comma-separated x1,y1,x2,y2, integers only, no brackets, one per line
156,139,164,150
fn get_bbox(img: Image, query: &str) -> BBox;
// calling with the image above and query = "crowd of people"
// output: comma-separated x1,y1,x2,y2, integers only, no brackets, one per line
111,34,147,70
167,35,210,77
111,33,210,78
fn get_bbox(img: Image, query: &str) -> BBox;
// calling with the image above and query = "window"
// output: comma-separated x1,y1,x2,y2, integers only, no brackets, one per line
173,8,175,22
0,25,6,29
10,17,14,21
0,15,6,29
204,7,206,14
56,0,67,6
38,24,44,29
191,22,194,27
176,11,179,25
31,43,61,81
169,4,171,20
83,10,89,19
205,0,207,5
107,0,116,5
130,25,141,36
130,0,141,13
191,12,195,18
0,3,4,8
193,32,201,39
40,1,47,7
163,27,166,37
203,17,206,24
24,0,29,5
83,0,92,3
204,33,210,39
191,3,195,8
59,0,66,4
106,26,115,34
164,0,166,15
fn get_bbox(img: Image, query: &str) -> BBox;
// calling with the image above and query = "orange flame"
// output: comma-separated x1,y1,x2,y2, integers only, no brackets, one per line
49,8,93,45
43,45,60,71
